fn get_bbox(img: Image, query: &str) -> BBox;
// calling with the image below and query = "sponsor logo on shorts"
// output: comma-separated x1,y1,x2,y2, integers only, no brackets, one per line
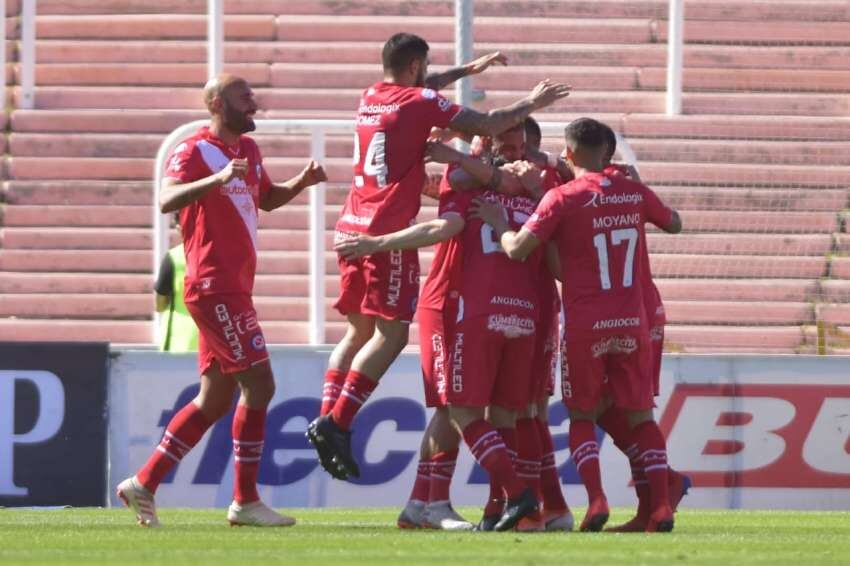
487,314,535,338
215,303,246,362
451,332,464,393
250,333,266,352
583,189,642,209
387,250,403,307
591,335,638,358
339,213,373,227
432,333,446,395
490,296,534,310
592,316,640,331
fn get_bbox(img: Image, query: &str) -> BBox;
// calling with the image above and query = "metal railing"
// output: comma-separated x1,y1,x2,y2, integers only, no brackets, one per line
152,120,637,346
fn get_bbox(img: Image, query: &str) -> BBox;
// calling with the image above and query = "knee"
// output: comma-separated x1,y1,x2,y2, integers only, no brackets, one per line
627,409,654,429
194,391,234,422
239,366,276,408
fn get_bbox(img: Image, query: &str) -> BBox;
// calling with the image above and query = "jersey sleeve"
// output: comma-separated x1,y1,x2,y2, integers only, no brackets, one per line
417,88,462,129
438,186,475,219
523,189,565,243
164,140,205,183
642,185,675,230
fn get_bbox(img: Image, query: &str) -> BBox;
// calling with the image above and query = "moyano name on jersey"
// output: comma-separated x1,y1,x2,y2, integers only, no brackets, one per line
592,212,641,230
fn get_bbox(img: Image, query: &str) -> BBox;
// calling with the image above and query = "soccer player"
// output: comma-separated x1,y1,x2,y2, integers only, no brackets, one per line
335,127,543,530
594,124,692,532
309,31,571,480
473,117,682,533
116,74,327,528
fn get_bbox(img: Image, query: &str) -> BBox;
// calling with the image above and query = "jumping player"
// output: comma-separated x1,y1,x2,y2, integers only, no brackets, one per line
473,117,682,533
309,31,571,480
116,74,327,528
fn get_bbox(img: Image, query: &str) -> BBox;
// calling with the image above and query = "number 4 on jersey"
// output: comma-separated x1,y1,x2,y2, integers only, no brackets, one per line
593,227,638,290
353,131,388,188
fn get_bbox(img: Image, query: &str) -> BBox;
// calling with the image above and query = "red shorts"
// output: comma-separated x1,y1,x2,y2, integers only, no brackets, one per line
447,314,535,411
185,293,269,376
417,306,452,408
334,249,420,322
530,299,559,401
560,331,653,412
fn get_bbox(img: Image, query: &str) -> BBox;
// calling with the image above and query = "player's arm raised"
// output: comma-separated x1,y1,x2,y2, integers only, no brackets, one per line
447,79,572,138
159,158,248,213
425,51,507,91
334,214,465,260
426,141,525,195
260,160,328,212
470,197,541,261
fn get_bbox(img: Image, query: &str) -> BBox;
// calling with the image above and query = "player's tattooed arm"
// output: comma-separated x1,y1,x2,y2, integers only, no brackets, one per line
426,141,523,194
333,215,465,260
260,160,327,211
470,197,541,260
425,51,507,91
447,79,572,137
159,158,249,213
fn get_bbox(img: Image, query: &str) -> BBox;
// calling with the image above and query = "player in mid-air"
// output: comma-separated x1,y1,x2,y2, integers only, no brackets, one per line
473,117,682,532
334,124,551,530
116,74,327,528
308,31,571,480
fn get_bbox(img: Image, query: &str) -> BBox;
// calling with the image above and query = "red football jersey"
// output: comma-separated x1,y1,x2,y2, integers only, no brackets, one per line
459,189,541,326
524,172,673,336
604,164,667,329
163,126,272,298
419,165,470,311
336,82,462,237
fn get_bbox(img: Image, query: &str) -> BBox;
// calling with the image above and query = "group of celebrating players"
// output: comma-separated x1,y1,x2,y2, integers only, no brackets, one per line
117,31,689,534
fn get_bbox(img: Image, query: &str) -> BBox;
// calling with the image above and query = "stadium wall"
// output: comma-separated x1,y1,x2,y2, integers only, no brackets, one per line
106,349,850,511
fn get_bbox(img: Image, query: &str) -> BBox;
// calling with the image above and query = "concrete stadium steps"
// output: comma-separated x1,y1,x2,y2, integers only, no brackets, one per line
0,272,151,294
0,247,838,282
1,181,151,205
11,110,850,142
31,14,657,44
32,41,850,74
664,326,803,352
25,62,850,94
0,227,152,250
10,133,850,171
15,86,850,117
5,156,849,189
0,294,838,328
651,187,849,212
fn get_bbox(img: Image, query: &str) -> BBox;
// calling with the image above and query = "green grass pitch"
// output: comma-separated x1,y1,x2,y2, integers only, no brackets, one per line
1,507,849,565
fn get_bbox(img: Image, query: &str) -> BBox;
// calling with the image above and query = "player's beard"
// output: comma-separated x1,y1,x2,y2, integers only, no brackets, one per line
223,101,255,134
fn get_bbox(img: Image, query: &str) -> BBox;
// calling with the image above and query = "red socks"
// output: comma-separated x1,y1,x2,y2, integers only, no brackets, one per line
320,368,347,416
331,370,378,431
597,405,648,514
429,450,458,503
515,418,542,497
536,417,568,511
232,404,266,504
569,419,604,502
408,458,432,503
136,402,212,493
632,420,670,513
463,419,525,500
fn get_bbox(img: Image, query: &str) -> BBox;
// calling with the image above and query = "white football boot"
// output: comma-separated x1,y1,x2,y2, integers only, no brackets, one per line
227,500,296,527
396,499,427,529
116,476,160,528
423,501,474,531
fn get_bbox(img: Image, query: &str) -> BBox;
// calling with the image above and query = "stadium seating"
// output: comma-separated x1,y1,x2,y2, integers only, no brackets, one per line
0,0,848,353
